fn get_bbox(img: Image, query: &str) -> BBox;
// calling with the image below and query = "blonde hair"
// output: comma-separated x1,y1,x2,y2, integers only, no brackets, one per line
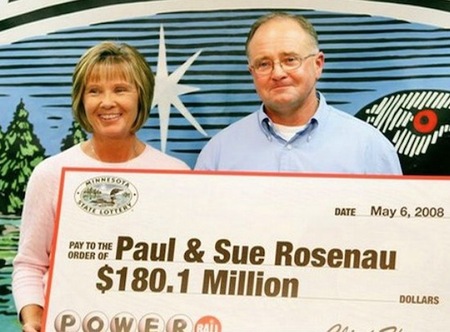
72,41,154,133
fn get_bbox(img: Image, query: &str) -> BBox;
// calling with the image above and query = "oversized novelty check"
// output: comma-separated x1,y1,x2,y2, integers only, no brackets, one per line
44,168,450,331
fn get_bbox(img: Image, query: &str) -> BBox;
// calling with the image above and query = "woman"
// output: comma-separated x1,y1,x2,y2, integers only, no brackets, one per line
12,41,190,331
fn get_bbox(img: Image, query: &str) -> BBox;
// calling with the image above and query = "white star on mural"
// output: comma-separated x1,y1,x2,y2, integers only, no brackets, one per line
151,25,207,152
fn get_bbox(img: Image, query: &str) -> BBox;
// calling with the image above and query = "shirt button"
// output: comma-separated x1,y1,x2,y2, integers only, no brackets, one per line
286,144,292,150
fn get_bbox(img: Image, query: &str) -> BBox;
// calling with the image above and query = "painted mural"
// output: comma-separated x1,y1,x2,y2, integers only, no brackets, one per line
0,0,450,329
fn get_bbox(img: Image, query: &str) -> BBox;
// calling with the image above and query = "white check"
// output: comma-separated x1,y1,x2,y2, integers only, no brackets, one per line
44,169,450,332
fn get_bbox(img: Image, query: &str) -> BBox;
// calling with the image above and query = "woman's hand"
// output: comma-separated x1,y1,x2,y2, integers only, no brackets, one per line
22,321,41,332
20,304,43,332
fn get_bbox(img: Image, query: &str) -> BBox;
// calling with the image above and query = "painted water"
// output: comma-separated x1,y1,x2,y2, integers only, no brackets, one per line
0,218,21,331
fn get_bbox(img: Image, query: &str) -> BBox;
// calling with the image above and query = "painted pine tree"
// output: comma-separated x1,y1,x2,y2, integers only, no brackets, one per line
0,126,5,214
61,120,87,151
0,99,46,216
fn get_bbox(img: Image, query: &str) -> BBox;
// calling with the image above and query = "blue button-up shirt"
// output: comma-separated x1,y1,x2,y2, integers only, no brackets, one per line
195,93,402,174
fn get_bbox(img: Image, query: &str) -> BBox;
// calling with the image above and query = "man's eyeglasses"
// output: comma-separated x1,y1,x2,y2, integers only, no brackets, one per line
250,53,317,76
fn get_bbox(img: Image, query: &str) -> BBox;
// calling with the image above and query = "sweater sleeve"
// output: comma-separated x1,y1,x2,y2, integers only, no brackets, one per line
12,160,59,315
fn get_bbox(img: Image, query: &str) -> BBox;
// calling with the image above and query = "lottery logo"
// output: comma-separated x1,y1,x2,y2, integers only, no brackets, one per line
74,175,138,216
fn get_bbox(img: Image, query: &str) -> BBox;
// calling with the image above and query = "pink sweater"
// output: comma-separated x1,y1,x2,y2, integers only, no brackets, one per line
12,144,190,314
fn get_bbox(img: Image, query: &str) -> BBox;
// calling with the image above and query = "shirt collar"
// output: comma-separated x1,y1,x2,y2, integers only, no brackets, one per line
258,92,327,137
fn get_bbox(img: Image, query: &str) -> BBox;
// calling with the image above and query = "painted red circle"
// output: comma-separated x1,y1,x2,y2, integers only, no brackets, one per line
413,109,438,134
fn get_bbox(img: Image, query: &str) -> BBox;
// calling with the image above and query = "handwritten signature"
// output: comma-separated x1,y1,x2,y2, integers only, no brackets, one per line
327,323,403,332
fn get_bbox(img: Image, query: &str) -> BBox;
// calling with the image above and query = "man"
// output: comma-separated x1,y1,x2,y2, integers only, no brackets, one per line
195,12,402,174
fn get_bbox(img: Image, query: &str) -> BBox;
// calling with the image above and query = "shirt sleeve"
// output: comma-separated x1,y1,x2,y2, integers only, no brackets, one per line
365,132,403,175
194,139,219,170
